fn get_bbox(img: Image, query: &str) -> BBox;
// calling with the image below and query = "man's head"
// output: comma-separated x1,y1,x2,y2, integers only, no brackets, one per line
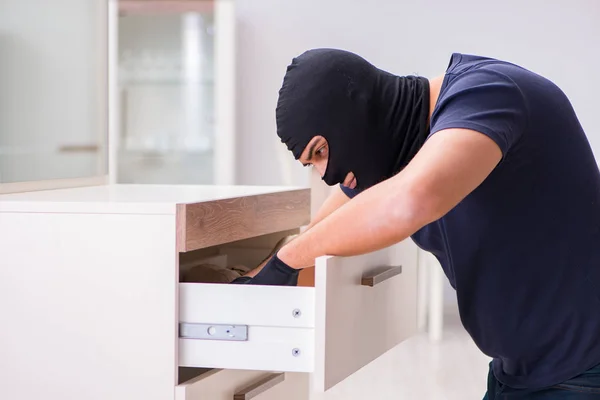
275,48,381,191
296,135,356,189
275,48,431,192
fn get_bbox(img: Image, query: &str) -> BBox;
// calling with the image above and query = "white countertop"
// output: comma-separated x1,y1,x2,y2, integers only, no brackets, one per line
0,184,307,214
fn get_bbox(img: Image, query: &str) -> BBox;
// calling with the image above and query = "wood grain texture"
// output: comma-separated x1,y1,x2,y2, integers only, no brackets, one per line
233,373,285,400
176,202,189,252
298,267,315,287
177,189,310,252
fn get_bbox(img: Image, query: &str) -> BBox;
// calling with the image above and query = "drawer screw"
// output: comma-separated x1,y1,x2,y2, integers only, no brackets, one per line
292,309,302,318
292,348,301,357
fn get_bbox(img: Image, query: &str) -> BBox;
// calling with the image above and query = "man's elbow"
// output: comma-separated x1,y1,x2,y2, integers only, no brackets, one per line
388,186,449,233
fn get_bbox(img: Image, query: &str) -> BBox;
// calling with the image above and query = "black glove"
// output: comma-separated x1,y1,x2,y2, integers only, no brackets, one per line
230,276,252,284
230,253,299,286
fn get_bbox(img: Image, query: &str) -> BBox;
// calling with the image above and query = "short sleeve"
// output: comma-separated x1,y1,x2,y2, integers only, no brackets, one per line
430,69,529,155
340,184,360,199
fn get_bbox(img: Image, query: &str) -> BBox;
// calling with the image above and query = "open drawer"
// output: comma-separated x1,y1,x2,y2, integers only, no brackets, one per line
177,240,418,392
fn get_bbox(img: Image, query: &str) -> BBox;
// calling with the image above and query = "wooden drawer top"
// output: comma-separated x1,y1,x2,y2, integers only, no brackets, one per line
0,184,310,217
177,188,310,251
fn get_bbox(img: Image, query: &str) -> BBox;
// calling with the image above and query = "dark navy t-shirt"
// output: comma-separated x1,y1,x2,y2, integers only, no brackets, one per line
341,53,600,389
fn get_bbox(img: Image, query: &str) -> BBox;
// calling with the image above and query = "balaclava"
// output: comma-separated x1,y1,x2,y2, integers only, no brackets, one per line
275,48,431,191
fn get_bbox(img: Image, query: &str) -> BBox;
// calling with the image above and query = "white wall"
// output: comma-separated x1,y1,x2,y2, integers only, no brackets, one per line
234,0,600,188
0,0,107,184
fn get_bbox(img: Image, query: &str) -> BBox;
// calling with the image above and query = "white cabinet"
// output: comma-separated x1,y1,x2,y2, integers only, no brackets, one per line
0,184,418,400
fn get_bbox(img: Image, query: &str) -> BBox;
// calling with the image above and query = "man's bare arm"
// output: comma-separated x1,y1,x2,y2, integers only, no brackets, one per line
277,128,503,268
306,185,353,230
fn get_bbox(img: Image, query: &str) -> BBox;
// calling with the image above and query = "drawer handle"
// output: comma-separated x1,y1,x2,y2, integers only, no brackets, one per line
233,373,285,400
361,265,403,287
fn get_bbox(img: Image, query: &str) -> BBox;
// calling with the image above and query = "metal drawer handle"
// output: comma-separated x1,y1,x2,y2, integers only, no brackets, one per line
361,265,403,287
233,373,285,400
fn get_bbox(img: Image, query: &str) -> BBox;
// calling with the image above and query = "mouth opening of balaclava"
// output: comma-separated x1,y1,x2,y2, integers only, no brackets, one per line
275,48,430,192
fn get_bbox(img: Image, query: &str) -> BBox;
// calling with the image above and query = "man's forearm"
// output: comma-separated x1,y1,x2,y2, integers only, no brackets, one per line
277,175,431,269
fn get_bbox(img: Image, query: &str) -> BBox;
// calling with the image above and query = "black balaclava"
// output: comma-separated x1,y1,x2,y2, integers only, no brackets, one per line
275,48,431,191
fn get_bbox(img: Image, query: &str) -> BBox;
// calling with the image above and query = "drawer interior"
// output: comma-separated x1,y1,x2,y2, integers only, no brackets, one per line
178,228,314,287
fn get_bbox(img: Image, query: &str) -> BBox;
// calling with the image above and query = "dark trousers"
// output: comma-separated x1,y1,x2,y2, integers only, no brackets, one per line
484,362,600,399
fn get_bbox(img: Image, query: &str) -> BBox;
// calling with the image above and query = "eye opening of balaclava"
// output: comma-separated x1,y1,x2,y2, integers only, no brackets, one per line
275,48,430,192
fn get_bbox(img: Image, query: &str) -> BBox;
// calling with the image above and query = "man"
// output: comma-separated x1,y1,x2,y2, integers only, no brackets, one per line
233,49,600,398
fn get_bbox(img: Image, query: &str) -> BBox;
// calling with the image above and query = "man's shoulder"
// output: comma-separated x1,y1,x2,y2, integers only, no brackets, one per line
445,52,522,76
430,55,531,155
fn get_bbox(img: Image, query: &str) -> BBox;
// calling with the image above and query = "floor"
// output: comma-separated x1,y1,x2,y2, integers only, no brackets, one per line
317,309,492,400
390,313,493,400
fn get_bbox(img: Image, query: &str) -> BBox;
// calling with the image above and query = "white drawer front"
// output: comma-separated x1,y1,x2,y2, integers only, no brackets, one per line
313,241,418,392
178,241,418,393
179,326,315,373
179,283,315,328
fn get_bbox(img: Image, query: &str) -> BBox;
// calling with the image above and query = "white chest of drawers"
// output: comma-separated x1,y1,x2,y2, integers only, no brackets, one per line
0,184,418,400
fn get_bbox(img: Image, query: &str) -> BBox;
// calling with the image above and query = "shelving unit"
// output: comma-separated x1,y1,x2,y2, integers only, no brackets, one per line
113,0,236,185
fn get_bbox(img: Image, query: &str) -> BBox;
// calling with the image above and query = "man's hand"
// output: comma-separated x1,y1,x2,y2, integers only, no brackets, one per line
241,234,297,279
231,253,299,286
277,128,503,268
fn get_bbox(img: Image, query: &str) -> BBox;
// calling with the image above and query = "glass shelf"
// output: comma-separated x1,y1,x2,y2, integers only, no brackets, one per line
115,6,226,185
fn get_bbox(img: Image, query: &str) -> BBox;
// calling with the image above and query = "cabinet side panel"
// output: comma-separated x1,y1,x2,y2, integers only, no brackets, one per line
0,212,177,400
